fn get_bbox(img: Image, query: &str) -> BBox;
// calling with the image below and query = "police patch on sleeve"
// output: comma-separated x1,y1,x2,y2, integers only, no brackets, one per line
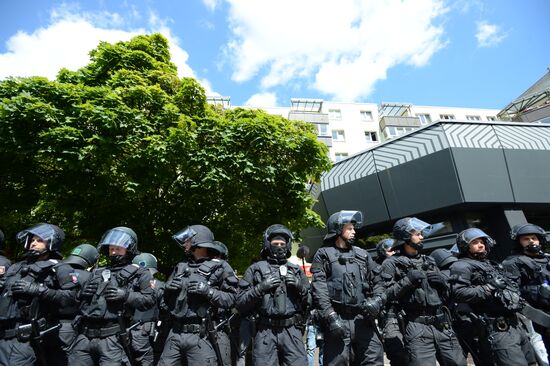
69,272,79,283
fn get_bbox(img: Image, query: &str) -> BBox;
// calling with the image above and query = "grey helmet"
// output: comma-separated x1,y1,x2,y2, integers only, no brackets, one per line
456,228,495,256
392,217,431,244
64,243,99,269
212,241,228,259
17,223,65,258
172,226,197,248
98,226,138,264
510,224,547,252
430,248,457,269
189,225,215,249
262,224,293,259
323,210,363,244
376,238,396,259
133,252,158,275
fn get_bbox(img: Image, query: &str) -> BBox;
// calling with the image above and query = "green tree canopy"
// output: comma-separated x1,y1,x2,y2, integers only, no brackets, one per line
0,33,331,272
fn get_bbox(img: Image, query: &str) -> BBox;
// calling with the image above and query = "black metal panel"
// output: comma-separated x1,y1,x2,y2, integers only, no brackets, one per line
451,148,515,202
321,174,390,225
504,149,550,203
378,149,463,220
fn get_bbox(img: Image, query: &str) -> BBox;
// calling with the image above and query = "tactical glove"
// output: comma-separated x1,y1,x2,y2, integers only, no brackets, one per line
361,296,384,318
80,281,99,299
407,269,426,287
187,280,212,298
326,311,346,339
488,275,507,290
104,286,129,302
11,280,46,297
255,275,282,295
285,272,306,293
495,288,523,311
165,277,184,292
427,271,447,289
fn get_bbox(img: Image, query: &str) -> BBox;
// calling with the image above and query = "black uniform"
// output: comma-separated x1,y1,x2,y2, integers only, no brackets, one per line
215,260,240,366
69,263,156,365
0,255,10,277
237,259,309,366
449,257,535,365
0,258,78,366
381,253,466,366
503,253,550,363
131,277,165,366
312,245,384,366
159,257,237,366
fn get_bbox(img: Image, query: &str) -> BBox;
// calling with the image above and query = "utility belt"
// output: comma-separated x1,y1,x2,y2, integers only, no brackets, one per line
479,314,518,332
0,319,57,341
172,318,206,335
258,314,303,328
81,324,120,339
403,307,451,330
332,303,363,316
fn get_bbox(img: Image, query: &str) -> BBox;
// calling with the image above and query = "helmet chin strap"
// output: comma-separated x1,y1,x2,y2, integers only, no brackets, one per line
524,244,541,254
25,249,48,260
471,251,487,260
409,242,423,251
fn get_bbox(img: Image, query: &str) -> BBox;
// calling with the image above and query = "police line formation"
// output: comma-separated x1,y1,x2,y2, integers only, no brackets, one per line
0,212,549,366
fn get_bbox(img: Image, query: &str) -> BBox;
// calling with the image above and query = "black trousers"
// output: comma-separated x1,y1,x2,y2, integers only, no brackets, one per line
158,330,218,366
252,324,307,366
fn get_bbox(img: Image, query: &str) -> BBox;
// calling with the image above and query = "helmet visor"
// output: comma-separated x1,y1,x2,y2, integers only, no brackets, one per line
172,226,197,246
99,228,135,248
20,224,56,249
406,218,432,236
339,210,363,228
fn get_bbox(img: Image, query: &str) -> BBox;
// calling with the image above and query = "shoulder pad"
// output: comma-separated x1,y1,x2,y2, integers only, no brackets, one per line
198,260,223,276
116,264,140,283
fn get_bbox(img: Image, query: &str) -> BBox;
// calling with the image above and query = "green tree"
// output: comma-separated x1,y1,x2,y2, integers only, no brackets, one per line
0,33,331,272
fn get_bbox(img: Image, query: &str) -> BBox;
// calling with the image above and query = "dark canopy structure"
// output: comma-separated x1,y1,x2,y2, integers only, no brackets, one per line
304,120,550,259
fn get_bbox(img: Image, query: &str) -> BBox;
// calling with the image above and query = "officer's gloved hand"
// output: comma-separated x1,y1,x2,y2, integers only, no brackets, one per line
165,277,184,292
11,280,45,297
326,311,346,339
361,296,384,318
427,271,447,289
104,286,129,303
80,281,99,299
255,275,282,295
285,272,305,292
187,280,212,298
407,269,426,287
488,275,507,291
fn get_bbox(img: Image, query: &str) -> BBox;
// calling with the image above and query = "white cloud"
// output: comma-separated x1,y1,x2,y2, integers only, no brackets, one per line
0,7,214,95
476,21,506,48
244,92,278,107
202,0,223,12
224,0,448,101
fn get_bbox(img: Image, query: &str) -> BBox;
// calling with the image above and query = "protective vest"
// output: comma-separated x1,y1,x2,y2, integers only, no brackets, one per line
321,246,372,307
392,254,442,310
251,260,306,318
80,264,140,321
0,259,58,322
133,279,164,322
166,259,224,320
54,262,91,318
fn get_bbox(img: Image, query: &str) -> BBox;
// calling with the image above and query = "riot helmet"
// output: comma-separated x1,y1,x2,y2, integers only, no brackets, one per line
430,248,457,269
262,224,293,260
510,223,547,254
392,217,431,251
376,238,396,259
64,243,99,269
172,226,197,248
98,226,138,264
189,225,215,249
323,210,363,244
456,228,494,259
17,223,65,259
133,252,158,275
212,241,228,259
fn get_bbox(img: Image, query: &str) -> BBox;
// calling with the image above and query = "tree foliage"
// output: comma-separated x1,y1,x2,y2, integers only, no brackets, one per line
0,34,331,272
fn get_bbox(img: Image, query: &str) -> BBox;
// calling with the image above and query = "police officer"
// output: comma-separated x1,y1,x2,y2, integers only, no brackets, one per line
69,226,156,365
502,223,550,364
311,210,385,366
237,224,309,366
449,228,536,365
131,252,164,366
374,238,407,366
0,223,73,365
160,225,238,366
0,229,11,278
56,243,99,362
380,217,466,366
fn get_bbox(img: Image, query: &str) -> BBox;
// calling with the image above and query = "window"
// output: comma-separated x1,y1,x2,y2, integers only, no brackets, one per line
318,124,329,136
335,153,348,162
364,131,378,142
416,114,432,125
466,115,481,121
439,114,455,120
332,130,345,141
486,116,497,121
329,109,342,120
360,110,373,121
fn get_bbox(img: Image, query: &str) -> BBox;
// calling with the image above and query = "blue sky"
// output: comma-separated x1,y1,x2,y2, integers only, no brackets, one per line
0,0,548,110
